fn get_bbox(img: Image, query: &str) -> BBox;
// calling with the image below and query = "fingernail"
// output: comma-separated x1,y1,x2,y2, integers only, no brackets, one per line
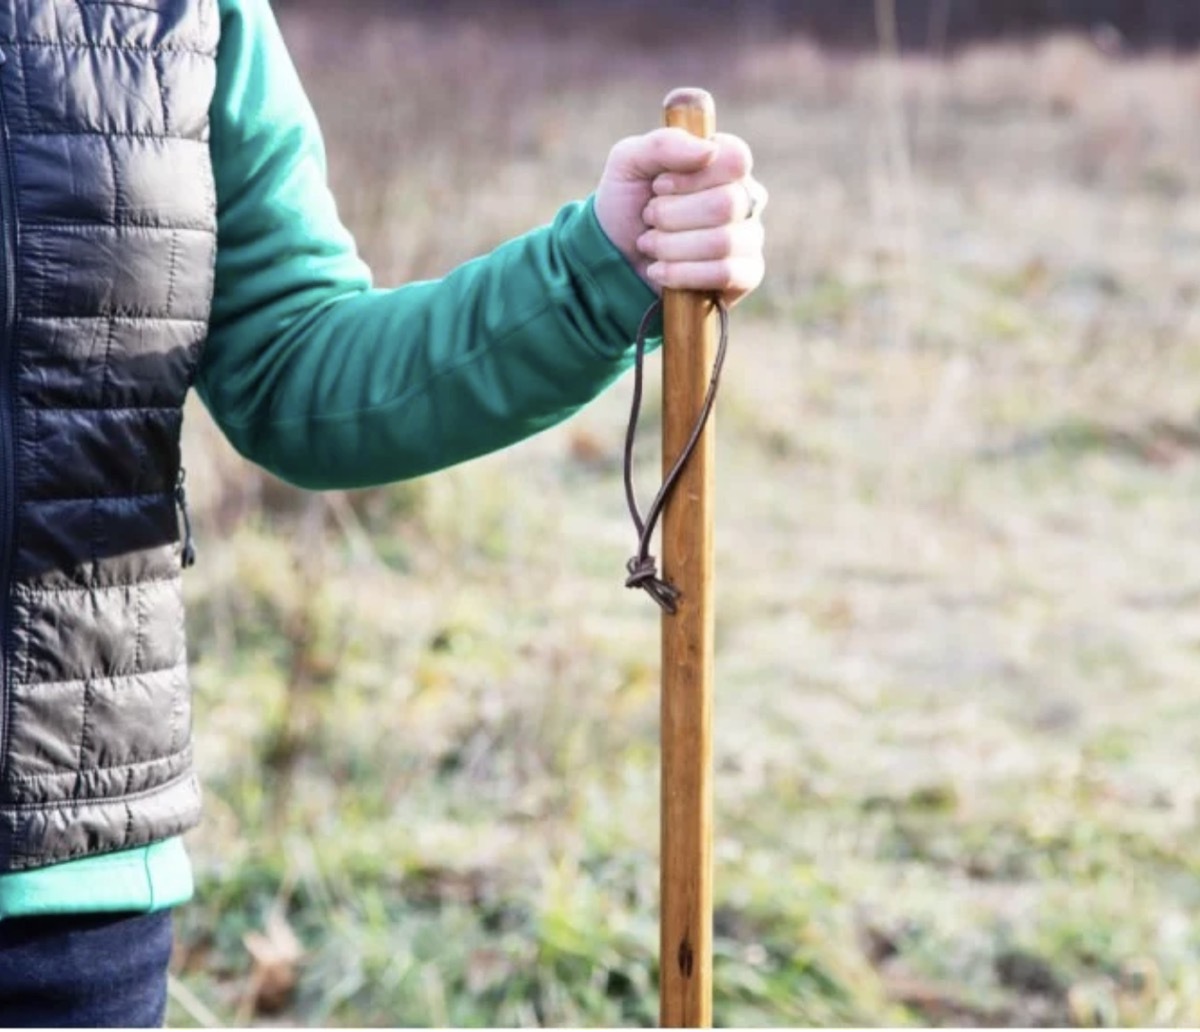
646,262,664,282
636,231,654,255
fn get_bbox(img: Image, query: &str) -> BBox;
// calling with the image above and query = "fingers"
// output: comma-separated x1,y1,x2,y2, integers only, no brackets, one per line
645,133,765,229
636,220,764,265
636,134,767,305
593,126,767,306
606,127,718,182
650,133,752,196
644,178,768,232
646,257,765,302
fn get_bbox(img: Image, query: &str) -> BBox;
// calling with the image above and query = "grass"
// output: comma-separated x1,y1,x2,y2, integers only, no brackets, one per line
169,7,1200,1027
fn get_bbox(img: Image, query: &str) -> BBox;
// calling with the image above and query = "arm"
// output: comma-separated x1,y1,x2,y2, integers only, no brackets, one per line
199,0,657,490
200,0,767,492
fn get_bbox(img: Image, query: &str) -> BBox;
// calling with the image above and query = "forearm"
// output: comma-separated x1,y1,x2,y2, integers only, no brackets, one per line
196,197,657,489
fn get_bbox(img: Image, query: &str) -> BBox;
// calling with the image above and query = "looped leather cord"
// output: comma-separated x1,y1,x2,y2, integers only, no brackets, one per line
624,297,730,614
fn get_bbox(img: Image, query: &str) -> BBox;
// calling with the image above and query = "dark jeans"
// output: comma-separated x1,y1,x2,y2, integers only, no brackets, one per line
0,910,173,1027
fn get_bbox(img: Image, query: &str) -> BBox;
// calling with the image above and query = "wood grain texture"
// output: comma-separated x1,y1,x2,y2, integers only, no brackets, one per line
659,86,716,1030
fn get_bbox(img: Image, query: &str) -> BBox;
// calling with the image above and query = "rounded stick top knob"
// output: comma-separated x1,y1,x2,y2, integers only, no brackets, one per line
663,87,715,119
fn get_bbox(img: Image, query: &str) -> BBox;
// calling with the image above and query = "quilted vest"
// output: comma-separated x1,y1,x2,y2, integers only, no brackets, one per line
0,0,218,872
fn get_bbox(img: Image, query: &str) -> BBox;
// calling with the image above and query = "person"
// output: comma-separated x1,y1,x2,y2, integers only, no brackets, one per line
0,0,767,1025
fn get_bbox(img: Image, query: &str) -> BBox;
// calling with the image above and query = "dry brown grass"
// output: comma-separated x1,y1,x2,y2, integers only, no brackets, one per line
172,12,1200,1028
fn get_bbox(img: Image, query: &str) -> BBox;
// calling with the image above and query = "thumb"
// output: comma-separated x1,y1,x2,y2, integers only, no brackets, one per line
606,127,718,183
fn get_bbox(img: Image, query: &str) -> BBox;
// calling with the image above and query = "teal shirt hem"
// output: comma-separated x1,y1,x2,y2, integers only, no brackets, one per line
0,838,193,921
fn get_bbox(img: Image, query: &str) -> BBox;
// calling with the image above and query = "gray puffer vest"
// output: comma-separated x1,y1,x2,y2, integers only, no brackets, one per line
0,0,217,872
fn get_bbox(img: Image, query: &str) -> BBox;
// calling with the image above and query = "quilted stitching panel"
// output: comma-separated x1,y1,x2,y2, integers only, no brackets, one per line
0,0,217,863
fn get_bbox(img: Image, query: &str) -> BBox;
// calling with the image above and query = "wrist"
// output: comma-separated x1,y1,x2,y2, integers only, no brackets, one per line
560,196,660,352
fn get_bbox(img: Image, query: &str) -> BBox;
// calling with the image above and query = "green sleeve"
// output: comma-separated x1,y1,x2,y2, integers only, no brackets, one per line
200,0,659,490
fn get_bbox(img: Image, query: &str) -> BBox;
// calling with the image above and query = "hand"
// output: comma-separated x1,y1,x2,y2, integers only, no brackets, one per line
594,127,767,307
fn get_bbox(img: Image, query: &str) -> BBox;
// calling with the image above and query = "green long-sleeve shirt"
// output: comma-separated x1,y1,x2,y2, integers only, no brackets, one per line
0,0,654,920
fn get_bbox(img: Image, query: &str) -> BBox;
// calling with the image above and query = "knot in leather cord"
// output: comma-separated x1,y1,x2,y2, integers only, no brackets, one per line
623,297,730,615
625,553,681,613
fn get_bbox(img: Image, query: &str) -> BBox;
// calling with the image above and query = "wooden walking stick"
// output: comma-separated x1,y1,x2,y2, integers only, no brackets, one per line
621,87,723,1028
658,87,717,1029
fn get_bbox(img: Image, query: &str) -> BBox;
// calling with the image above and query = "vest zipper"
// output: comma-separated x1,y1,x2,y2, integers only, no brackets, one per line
0,46,16,791
175,468,197,568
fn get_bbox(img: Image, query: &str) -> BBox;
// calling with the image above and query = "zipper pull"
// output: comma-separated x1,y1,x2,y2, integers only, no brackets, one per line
175,468,196,569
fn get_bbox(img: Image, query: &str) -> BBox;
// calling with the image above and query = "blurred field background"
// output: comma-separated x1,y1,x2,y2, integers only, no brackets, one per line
167,1,1200,1026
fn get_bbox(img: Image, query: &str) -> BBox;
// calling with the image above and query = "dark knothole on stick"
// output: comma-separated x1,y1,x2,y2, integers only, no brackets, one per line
678,937,696,979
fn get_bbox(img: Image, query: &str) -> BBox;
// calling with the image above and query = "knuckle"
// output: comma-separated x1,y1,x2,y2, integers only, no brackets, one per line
611,134,639,159
607,135,640,172
739,256,768,288
715,224,738,255
721,134,754,178
702,259,729,288
724,222,757,258
715,187,739,223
